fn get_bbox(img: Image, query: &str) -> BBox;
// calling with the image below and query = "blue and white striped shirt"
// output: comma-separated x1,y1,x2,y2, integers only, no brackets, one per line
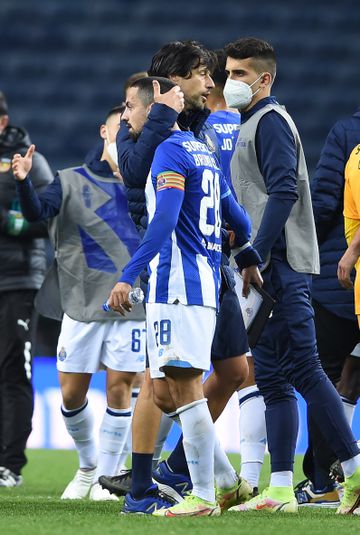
120,130,252,308
146,131,226,308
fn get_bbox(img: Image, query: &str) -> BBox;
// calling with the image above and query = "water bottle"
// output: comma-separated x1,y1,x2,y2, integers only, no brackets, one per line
103,287,144,312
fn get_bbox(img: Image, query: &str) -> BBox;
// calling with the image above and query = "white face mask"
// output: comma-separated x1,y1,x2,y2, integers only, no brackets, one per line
223,73,264,110
107,141,118,167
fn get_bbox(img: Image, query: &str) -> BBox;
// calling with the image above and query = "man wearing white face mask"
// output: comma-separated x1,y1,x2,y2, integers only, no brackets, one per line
225,37,360,516
11,105,146,501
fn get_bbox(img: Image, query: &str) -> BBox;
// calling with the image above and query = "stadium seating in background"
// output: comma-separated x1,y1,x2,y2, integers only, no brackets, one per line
0,0,359,175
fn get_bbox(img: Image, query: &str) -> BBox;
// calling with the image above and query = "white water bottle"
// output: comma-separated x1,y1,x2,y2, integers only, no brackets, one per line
103,287,144,311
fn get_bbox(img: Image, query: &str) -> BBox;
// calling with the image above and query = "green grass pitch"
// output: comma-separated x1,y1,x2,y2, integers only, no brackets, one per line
0,450,359,535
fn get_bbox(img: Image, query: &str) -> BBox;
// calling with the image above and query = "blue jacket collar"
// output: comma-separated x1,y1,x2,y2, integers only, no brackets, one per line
84,141,114,177
241,96,279,124
178,108,211,137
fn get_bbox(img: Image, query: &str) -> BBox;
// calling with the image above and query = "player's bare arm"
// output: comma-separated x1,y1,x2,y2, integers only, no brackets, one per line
338,226,360,289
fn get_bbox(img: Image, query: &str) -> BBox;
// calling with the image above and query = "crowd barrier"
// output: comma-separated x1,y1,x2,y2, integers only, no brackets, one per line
28,356,360,453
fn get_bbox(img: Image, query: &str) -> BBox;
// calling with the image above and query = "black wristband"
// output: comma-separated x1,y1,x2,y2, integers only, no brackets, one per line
234,247,262,271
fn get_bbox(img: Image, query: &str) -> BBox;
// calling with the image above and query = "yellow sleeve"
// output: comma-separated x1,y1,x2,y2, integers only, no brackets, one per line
345,145,360,218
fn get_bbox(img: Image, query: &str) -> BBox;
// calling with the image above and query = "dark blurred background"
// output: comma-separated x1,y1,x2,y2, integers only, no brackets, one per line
1,0,359,176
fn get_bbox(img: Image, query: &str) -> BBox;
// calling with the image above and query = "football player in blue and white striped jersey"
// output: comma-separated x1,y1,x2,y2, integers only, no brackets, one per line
108,76,262,517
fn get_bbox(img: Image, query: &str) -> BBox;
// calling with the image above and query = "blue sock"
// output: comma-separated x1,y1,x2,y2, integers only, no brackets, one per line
266,398,299,473
131,453,154,498
304,377,359,462
166,434,190,477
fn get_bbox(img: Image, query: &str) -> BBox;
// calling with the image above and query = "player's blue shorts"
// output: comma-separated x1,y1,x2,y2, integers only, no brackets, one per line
211,286,249,361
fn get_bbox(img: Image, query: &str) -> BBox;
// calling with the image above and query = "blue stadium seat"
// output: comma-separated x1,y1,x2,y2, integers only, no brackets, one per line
1,0,359,173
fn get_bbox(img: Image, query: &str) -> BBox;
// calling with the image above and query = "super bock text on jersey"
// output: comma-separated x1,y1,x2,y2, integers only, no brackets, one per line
207,110,240,192
146,130,231,309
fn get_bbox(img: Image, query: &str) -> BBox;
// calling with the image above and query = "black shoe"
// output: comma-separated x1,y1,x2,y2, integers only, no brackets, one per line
252,486,259,497
99,469,132,496
329,460,345,483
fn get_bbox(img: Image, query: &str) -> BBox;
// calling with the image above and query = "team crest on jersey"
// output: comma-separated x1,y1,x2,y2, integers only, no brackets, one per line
204,134,216,153
0,158,11,173
58,346,67,361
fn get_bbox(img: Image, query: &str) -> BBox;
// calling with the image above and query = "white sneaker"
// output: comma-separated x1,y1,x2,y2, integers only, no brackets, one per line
89,482,119,501
0,467,23,487
61,468,96,499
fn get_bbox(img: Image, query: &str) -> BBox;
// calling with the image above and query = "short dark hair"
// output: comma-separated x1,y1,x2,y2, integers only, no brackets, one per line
225,38,276,78
148,40,216,79
130,76,176,106
211,49,228,89
0,91,8,116
105,104,125,122
124,71,148,95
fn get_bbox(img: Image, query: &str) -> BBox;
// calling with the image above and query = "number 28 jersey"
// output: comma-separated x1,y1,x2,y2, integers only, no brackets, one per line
145,130,231,308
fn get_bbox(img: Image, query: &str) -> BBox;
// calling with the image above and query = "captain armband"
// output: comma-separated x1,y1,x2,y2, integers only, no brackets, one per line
156,171,185,192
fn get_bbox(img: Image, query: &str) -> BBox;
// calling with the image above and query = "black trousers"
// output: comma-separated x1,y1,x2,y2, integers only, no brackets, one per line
0,290,36,475
303,299,360,487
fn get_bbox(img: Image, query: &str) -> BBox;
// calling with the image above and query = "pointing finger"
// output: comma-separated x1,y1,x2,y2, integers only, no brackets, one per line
26,144,35,159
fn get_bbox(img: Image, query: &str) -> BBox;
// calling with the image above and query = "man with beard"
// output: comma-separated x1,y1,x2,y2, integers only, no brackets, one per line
100,41,259,514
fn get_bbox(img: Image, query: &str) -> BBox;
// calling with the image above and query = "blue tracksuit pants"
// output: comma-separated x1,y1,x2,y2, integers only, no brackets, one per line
253,257,359,472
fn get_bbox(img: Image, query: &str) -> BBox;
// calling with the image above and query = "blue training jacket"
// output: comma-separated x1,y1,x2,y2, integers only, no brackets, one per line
117,104,219,237
311,109,360,321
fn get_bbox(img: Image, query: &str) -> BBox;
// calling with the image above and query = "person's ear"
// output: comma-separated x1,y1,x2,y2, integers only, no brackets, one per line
99,124,107,141
261,72,272,87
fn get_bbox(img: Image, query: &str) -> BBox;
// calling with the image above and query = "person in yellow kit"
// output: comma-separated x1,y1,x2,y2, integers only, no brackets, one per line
338,144,360,327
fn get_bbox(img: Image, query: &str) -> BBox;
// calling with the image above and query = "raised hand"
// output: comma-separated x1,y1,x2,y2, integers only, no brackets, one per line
153,80,185,113
12,144,35,181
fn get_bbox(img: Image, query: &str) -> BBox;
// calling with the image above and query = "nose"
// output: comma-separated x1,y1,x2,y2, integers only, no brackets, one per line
206,74,215,89
122,108,130,122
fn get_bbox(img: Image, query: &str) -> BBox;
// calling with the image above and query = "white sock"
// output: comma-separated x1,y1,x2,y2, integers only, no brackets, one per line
152,413,173,469
340,396,357,427
95,407,132,482
270,471,293,488
61,399,97,469
178,399,215,503
116,388,140,471
238,385,267,488
341,453,360,478
214,438,238,489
